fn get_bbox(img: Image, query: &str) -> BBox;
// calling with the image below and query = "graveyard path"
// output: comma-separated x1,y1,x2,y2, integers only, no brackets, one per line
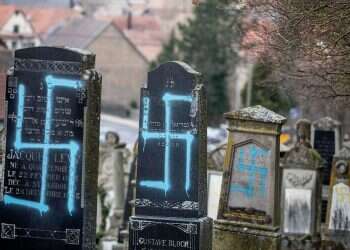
100,113,139,147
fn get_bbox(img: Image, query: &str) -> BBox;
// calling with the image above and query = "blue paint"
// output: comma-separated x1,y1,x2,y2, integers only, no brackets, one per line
139,92,194,195
142,97,150,130
8,75,83,215
4,195,49,213
230,144,269,198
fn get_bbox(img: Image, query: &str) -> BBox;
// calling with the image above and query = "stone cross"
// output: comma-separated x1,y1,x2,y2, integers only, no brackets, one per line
0,47,101,250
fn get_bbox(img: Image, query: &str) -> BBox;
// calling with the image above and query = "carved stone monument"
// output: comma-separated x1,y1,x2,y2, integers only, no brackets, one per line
214,105,286,250
129,62,212,250
326,146,350,248
0,47,101,250
311,117,342,221
281,119,322,249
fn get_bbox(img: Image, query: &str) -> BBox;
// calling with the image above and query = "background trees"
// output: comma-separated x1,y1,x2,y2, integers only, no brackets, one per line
152,0,242,126
247,0,350,121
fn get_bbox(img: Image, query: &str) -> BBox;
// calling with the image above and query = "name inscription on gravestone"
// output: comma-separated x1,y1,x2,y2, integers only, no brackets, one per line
0,47,100,250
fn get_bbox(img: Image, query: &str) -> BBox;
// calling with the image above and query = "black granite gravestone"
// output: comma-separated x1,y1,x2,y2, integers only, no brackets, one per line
314,130,335,185
129,62,212,250
0,47,101,250
312,117,341,222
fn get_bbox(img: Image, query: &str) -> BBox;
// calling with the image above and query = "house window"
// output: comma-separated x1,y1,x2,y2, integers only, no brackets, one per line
11,41,17,49
13,25,19,33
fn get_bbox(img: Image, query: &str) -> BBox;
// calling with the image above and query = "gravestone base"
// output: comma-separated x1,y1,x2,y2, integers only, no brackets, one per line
213,220,280,250
328,231,350,249
129,216,212,250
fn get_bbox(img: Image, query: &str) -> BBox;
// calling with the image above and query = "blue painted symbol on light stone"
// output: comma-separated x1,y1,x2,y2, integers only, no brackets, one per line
230,144,269,198
140,93,194,196
4,75,83,215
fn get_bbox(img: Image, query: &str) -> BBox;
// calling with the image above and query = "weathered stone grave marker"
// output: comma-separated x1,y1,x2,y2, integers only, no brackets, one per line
281,119,322,249
326,146,350,248
214,105,286,250
129,61,212,250
311,117,342,221
0,47,101,250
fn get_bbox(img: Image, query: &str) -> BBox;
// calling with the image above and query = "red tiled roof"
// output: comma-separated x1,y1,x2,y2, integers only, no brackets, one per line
24,7,80,35
0,5,16,27
113,15,161,31
0,4,80,36
112,15,165,62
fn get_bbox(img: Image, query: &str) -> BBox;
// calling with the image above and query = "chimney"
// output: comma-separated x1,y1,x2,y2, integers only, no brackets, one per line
70,0,75,8
127,11,133,29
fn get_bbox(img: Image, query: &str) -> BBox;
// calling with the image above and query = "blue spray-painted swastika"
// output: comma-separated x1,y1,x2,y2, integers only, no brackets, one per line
4,75,83,215
230,144,269,198
140,93,194,195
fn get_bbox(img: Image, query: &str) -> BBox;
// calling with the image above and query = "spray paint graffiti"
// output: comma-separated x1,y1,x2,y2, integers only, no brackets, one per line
140,93,194,195
3,75,83,215
230,143,269,198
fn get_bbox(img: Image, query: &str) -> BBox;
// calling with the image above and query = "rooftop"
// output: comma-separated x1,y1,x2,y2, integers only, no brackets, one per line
44,17,110,48
113,15,165,61
0,4,80,36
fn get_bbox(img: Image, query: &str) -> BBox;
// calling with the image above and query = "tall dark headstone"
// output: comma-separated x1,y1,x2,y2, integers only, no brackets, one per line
0,47,101,250
129,61,212,250
311,117,342,221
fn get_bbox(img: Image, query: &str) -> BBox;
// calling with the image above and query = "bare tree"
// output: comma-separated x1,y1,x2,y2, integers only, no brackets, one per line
246,0,350,106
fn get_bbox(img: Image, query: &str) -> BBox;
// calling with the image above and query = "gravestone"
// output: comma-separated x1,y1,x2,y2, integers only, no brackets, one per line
326,146,350,248
129,61,212,250
214,105,286,250
281,119,322,249
0,47,101,250
311,117,342,222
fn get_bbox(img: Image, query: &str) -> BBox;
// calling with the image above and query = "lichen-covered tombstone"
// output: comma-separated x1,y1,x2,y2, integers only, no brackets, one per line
326,146,350,248
281,119,322,249
214,105,286,250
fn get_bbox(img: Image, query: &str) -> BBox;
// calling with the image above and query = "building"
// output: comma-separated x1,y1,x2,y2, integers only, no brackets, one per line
0,4,80,50
44,17,159,118
0,42,12,128
113,15,165,62
0,0,77,8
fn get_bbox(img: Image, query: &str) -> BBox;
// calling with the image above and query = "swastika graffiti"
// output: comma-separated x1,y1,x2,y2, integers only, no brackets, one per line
230,143,269,198
3,75,83,215
140,93,194,195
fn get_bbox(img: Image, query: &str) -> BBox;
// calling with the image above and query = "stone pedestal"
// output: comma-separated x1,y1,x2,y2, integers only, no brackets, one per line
130,216,212,250
214,106,286,250
213,220,280,250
